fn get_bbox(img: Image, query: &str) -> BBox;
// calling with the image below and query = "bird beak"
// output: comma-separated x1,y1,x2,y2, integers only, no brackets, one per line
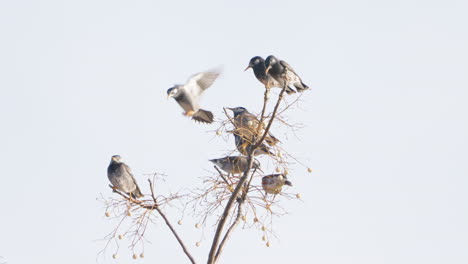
167,94,171,99
244,65,252,71
226,107,235,112
265,65,271,74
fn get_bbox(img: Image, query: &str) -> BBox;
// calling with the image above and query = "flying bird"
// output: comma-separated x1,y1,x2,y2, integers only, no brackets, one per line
244,56,296,94
210,156,261,175
233,131,273,156
107,155,143,198
265,55,309,93
261,174,292,194
167,69,221,124
227,106,279,146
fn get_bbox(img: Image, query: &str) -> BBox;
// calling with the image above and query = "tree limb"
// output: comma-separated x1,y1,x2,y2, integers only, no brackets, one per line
148,179,197,264
207,84,287,264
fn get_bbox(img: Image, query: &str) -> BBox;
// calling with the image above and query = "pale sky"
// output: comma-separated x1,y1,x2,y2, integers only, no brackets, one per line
1,0,467,263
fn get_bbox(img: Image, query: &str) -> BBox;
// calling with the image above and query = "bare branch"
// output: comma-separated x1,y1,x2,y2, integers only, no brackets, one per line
214,202,243,262
148,179,197,264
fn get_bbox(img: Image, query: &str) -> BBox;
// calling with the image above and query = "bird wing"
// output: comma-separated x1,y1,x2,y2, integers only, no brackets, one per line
185,70,221,97
280,60,303,84
175,90,197,112
279,60,299,75
123,163,141,189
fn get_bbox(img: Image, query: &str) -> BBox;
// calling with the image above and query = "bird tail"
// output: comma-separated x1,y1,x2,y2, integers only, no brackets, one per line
294,81,309,92
265,133,280,146
192,109,214,124
285,86,297,94
131,185,144,199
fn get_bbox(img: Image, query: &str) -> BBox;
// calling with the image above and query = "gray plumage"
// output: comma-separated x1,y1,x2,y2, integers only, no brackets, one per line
167,69,221,124
244,56,296,94
210,156,261,174
261,174,292,194
233,131,273,156
227,106,279,146
265,55,309,93
107,155,143,198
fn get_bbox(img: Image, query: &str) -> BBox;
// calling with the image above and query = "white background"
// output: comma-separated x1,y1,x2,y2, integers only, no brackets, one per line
0,0,467,263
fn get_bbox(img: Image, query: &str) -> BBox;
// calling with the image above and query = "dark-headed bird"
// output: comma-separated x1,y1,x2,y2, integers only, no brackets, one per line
107,155,143,198
227,106,279,146
265,55,309,93
233,131,273,156
261,174,292,194
210,156,261,175
167,69,221,124
244,56,296,94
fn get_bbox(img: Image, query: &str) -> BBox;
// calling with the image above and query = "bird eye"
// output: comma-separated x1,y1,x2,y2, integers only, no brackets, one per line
254,59,259,64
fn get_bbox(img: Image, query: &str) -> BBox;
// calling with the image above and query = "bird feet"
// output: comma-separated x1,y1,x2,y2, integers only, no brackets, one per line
183,110,196,117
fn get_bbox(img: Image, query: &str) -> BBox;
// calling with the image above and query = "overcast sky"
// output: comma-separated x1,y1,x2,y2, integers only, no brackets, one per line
1,0,467,263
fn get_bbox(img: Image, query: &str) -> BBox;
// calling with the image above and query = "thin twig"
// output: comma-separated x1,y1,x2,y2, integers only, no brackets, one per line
213,166,230,185
148,179,197,264
214,202,243,262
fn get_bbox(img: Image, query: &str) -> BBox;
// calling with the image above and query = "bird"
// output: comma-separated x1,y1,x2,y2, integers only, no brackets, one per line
167,69,221,124
233,131,274,156
261,174,292,194
264,55,309,93
107,155,143,198
244,56,296,94
226,106,279,146
210,156,262,175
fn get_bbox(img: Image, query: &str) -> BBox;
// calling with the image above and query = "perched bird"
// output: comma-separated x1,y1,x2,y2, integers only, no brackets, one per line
265,55,309,93
167,69,221,124
261,174,292,194
210,156,261,175
227,106,279,146
107,155,143,198
233,131,273,156
244,56,296,94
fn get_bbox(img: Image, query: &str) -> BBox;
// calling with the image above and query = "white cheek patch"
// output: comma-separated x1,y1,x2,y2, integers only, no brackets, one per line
254,59,260,64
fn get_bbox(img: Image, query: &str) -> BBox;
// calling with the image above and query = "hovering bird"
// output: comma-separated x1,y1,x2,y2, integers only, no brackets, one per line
233,131,273,156
167,69,221,124
227,106,279,146
210,156,261,175
244,56,296,94
265,55,309,93
261,174,292,195
107,155,143,199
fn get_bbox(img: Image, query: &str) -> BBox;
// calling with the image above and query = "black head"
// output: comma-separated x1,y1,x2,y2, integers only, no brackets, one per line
227,106,248,116
264,55,278,73
244,56,264,71
111,155,122,163
167,86,180,99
